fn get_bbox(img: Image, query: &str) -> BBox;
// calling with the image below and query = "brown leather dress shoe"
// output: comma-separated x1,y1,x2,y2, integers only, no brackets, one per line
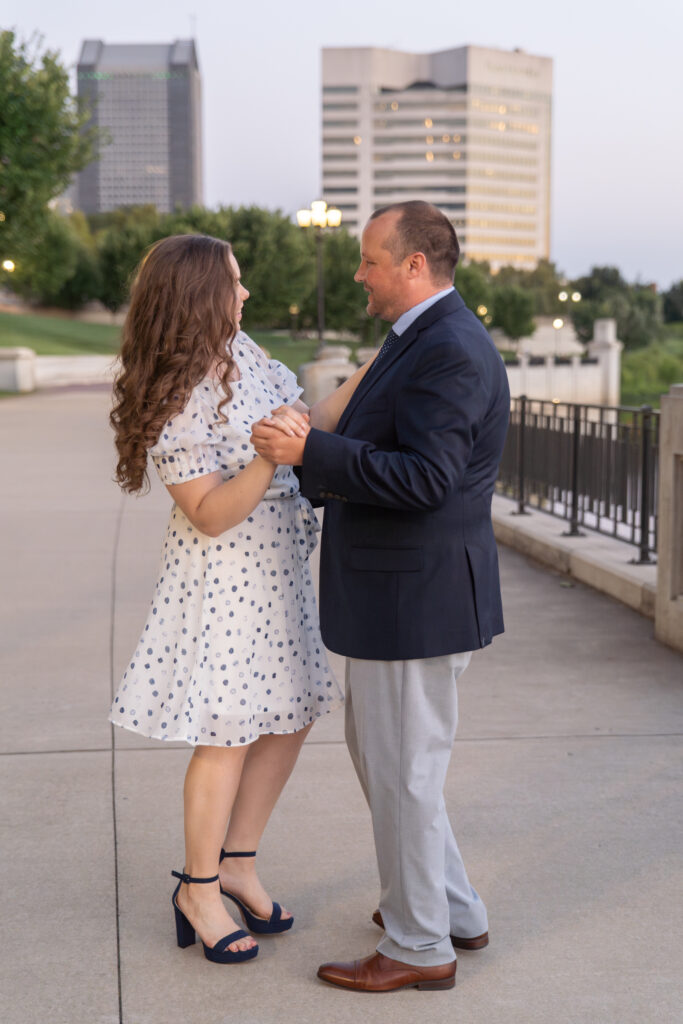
317,951,456,992
371,909,489,951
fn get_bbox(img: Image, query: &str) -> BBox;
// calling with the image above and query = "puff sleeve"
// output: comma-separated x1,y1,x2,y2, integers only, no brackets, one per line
265,358,303,405
148,382,222,486
243,335,303,405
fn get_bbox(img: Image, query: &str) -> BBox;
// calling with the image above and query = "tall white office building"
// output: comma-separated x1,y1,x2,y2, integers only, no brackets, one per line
322,45,552,269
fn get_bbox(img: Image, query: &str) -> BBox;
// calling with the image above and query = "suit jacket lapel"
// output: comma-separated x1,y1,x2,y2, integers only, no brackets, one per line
337,289,466,435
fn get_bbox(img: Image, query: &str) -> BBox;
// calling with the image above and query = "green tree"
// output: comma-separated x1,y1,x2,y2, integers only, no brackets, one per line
662,280,683,323
8,209,102,308
454,262,492,318
571,266,662,348
222,206,313,327
496,258,564,316
491,284,535,341
0,31,101,265
621,333,683,406
96,206,164,312
300,228,367,334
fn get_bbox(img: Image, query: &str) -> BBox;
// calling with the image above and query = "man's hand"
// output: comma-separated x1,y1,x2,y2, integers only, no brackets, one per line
251,414,308,466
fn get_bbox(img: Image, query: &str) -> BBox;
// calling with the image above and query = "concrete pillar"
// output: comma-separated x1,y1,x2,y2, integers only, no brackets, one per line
0,347,36,392
298,346,357,405
655,383,683,654
587,318,623,406
518,352,529,397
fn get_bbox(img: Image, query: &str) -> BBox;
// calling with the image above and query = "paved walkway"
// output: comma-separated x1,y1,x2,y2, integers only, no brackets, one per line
1,389,681,1024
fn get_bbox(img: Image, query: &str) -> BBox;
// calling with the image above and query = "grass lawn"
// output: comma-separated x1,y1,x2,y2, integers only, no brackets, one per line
0,312,328,371
0,311,121,355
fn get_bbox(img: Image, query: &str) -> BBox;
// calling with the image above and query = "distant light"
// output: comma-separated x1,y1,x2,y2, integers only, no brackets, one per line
476,305,488,316
452,151,461,160
552,397,561,404
289,304,300,316
558,290,568,301
310,200,328,227
391,101,399,111
484,314,493,324
424,118,433,128
297,201,342,231
353,135,362,145
426,135,434,144
553,318,564,329
425,151,434,162
571,291,582,302
2,259,15,272
442,134,450,143
0,211,5,222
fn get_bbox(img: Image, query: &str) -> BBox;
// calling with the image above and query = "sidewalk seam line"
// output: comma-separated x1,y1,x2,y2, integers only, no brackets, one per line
110,492,125,1024
2,731,682,759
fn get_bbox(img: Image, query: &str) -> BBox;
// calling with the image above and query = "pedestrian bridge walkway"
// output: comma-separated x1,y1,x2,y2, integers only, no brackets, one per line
1,389,681,1024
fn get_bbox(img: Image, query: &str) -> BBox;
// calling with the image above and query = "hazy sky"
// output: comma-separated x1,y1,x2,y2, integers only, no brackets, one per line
9,0,683,287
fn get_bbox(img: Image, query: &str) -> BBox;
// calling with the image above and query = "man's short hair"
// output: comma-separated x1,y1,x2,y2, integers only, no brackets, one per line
370,201,460,282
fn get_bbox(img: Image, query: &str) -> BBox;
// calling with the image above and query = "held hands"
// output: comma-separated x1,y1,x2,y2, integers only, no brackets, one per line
251,405,310,466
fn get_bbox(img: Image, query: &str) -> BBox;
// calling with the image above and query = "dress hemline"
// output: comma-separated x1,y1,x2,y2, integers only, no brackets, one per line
108,697,343,748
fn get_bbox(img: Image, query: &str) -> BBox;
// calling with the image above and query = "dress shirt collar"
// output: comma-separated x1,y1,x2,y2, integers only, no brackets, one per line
392,286,454,337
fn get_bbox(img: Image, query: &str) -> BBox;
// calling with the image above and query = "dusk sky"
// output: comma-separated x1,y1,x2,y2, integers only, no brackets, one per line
10,0,683,288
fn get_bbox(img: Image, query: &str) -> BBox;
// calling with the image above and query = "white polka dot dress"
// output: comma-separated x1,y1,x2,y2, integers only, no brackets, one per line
110,333,343,746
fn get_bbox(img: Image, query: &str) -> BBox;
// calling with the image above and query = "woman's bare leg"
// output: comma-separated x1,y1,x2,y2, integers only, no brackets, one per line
175,744,256,952
219,724,314,918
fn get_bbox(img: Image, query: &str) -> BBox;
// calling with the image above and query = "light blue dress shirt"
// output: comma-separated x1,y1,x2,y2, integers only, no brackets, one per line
392,286,454,336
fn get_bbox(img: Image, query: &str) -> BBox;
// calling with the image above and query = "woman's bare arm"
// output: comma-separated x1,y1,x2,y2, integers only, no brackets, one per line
166,457,277,537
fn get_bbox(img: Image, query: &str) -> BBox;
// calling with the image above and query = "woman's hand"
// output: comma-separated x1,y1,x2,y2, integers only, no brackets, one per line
260,405,310,438
251,415,308,466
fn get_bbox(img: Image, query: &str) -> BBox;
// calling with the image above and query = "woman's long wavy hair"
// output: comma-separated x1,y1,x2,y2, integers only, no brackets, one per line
110,234,240,493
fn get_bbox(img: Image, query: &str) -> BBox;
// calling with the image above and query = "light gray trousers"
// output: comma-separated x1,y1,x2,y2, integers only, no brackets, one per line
345,652,488,967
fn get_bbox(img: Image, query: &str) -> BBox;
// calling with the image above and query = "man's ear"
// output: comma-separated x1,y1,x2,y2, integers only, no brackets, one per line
406,251,427,276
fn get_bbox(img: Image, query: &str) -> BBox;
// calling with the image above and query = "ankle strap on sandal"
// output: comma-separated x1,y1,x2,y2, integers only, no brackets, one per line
171,870,220,885
220,849,256,861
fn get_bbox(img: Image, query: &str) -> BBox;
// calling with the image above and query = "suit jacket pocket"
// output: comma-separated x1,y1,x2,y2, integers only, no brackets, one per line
348,546,423,572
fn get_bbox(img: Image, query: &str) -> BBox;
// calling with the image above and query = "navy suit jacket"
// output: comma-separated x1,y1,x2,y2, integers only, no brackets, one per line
300,289,510,661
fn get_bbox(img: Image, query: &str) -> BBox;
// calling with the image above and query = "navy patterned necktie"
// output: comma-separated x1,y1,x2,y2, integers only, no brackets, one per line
374,328,400,365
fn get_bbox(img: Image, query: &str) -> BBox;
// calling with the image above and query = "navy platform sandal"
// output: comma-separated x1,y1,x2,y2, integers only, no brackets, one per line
171,870,259,963
219,850,294,934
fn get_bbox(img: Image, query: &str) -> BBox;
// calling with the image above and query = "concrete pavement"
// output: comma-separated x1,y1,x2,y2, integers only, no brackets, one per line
1,388,682,1024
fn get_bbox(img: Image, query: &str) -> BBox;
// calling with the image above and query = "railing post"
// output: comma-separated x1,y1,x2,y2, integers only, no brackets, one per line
563,402,585,536
632,405,655,564
513,395,530,515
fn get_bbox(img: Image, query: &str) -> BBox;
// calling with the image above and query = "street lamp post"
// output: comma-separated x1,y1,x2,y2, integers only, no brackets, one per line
296,200,342,356
554,288,581,356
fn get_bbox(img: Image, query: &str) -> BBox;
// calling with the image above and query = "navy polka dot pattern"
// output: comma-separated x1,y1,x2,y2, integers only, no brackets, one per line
109,333,342,746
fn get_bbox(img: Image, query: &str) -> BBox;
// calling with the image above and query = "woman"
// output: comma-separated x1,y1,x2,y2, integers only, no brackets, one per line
109,234,374,964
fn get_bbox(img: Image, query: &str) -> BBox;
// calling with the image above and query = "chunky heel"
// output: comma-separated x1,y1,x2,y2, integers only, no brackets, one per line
172,892,196,948
219,849,294,934
171,869,259,964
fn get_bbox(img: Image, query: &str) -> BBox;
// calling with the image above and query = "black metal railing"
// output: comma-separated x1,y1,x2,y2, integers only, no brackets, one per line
496,397,660,562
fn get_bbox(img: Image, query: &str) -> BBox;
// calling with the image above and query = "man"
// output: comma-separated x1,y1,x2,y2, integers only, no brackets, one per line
252,201,510,992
